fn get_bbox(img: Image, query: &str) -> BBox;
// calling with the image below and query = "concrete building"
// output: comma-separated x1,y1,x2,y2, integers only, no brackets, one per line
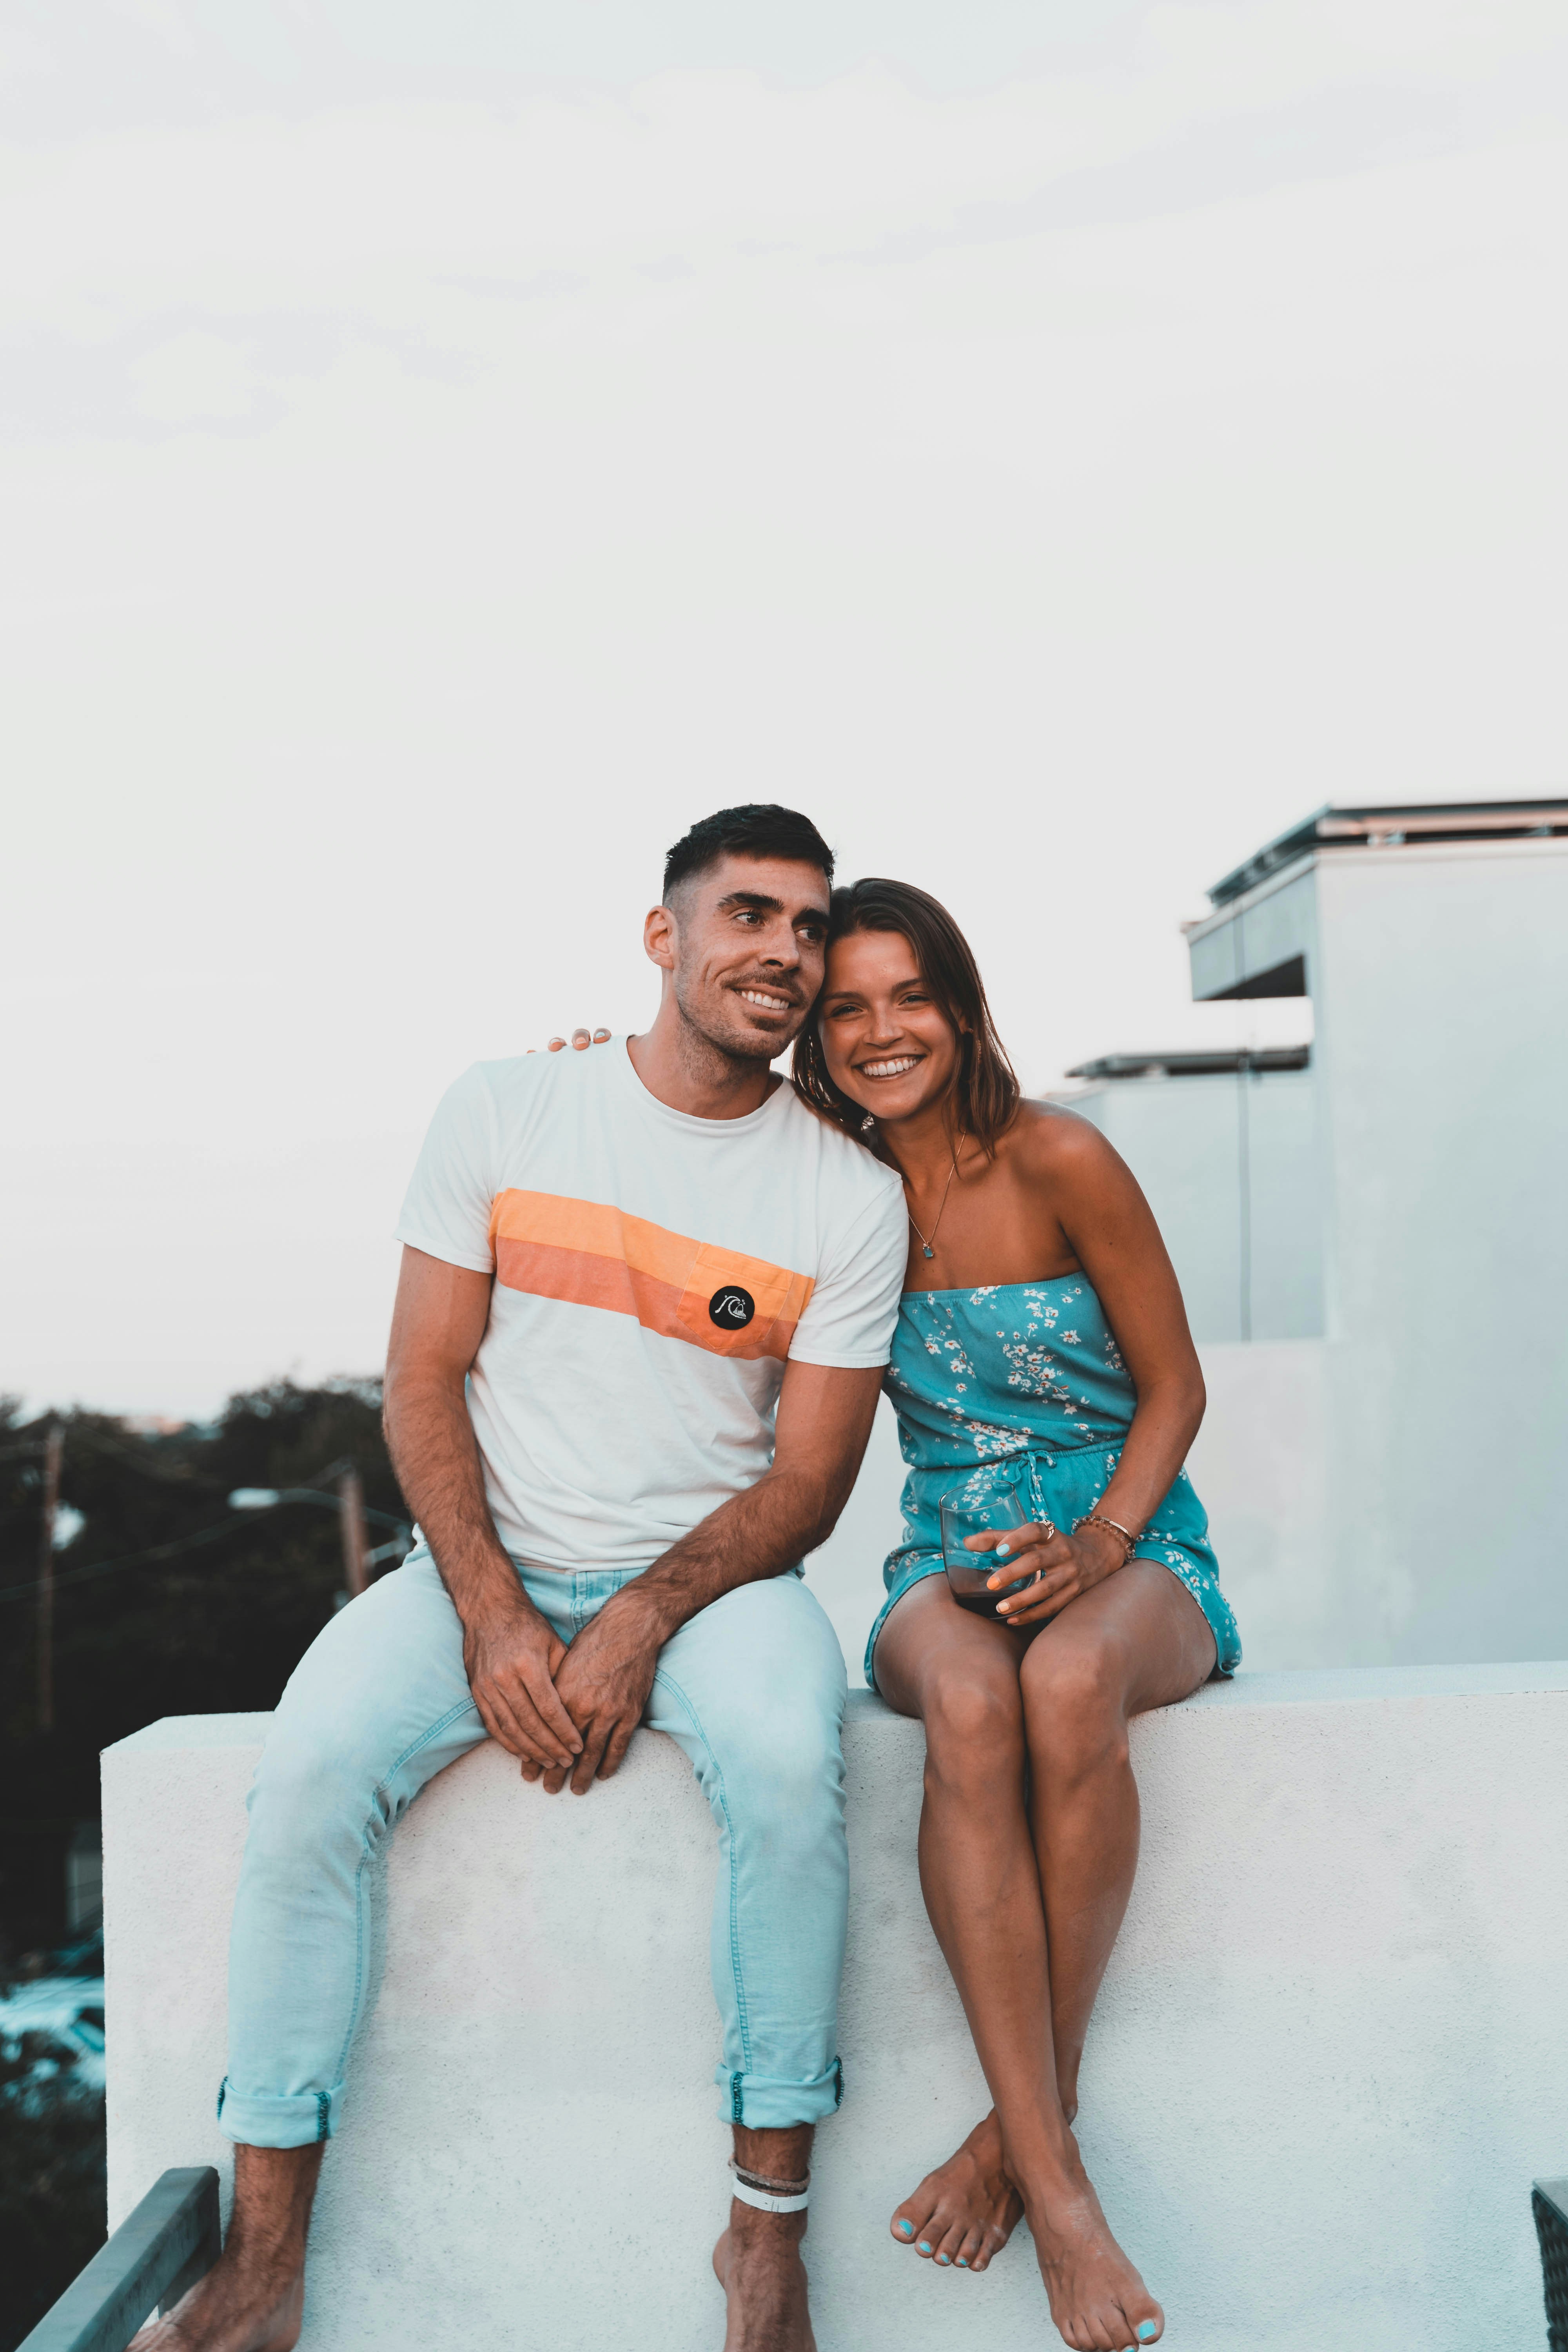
1062,799,1568,1669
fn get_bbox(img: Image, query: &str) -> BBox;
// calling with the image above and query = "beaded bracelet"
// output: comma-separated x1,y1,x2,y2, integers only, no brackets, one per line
1073,1512,1140,1563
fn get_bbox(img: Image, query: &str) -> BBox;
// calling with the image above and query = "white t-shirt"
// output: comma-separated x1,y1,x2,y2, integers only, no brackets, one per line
394,1038,907,1572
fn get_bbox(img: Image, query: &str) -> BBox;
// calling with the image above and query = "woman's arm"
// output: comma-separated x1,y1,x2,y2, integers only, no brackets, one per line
980,1112,1205,1628
1050,1112,1205,1530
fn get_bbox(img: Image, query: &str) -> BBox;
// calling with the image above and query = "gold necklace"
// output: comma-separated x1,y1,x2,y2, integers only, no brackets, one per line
904,1134,967,1260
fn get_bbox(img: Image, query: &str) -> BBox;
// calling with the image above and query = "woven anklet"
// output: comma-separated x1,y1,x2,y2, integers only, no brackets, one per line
729,2158,811,2214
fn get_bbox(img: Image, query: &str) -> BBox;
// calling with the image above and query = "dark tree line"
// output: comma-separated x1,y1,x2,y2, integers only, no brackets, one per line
0,1380,408,2347
0,2034,107,2352
0,1380,408,1962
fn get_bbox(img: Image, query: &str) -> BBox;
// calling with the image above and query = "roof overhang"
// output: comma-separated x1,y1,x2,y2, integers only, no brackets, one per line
1207,800,1568,909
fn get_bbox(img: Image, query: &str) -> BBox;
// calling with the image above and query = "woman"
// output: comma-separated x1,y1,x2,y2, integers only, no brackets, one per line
793,877,1240,2352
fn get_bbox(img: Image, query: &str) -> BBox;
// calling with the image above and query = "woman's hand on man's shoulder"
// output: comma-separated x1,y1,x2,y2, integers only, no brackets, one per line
526,1027,613,1055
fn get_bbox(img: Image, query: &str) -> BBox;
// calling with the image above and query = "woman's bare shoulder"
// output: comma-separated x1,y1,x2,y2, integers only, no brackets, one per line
1002,1097,1121,1183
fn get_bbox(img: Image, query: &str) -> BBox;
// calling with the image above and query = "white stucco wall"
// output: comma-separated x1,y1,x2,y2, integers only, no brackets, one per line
104,1674,1568,2352
1185,1338,1330,1667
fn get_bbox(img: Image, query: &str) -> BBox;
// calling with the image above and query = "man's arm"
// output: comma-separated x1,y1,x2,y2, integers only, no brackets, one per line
383,1245,583,1777
541,1358,884,1796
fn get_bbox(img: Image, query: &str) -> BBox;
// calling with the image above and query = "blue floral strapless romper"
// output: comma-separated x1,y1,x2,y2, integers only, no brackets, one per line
865,1276,1242,1691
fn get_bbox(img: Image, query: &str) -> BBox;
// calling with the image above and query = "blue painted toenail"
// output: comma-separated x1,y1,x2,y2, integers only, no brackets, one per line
1137,2326,1158,2342
917,2241,933,2254
896,2220,914,2236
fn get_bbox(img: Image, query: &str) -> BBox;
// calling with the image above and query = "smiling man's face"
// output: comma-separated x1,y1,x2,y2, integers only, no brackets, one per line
656,851,831,1065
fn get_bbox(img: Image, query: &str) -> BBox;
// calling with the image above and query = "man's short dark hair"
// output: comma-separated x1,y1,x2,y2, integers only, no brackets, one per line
662,805,834,903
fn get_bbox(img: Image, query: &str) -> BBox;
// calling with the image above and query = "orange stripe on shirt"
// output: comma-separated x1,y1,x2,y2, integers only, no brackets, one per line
488,1191,813,1361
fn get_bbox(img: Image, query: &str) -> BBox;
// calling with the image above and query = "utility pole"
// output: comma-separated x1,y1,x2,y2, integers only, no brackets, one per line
337,1466,369,1600
36,1420,64,1736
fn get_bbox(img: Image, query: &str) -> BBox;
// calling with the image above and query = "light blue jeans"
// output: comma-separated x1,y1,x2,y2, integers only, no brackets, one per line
218,1546,849,2147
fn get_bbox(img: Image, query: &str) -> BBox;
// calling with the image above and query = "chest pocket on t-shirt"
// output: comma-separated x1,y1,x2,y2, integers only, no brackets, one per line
676,1243,814,1363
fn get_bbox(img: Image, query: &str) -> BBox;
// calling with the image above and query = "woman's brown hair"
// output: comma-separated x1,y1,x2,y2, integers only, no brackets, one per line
792,877,1021,1152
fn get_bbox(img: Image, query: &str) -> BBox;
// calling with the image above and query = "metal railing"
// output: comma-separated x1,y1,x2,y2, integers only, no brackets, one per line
1536,2178,1568,2351
17,2168,220,2352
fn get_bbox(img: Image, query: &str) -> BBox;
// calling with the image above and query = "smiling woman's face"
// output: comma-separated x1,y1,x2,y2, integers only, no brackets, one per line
817,927,964,1126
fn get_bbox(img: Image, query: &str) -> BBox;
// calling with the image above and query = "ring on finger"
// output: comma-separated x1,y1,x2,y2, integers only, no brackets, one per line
995,1517,1055,1572
1002,1519,1055,1548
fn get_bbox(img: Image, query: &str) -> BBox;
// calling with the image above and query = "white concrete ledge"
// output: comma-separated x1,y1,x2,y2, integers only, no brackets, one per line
103,1668,1568,2350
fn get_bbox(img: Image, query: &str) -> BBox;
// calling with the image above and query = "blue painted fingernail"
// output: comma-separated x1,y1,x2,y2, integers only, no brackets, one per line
996,1541,1010,1555
896,2219,914,2236
1137,2325,1158,2342
917,2240,933,2254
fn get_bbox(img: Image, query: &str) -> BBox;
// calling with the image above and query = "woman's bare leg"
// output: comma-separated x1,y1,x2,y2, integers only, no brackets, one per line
1022,1566,1215,2125
914,1570,1219,2273
874,1583,1034,2276
876,1578,1159,2347
876,1568,1213,2347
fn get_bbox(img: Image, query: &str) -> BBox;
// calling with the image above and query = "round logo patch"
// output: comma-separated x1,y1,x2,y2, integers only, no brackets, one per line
708,1284,757,1330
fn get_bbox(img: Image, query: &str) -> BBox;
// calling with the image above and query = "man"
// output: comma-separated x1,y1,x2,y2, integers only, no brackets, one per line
136,805,907,2352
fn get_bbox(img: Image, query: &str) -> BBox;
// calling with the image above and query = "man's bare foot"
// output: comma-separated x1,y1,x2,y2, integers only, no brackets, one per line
131,2143,320,2352
1019,2137,1162,2352
712,2206,816,2351
128,2264,303,2352
888,2109,1024,2273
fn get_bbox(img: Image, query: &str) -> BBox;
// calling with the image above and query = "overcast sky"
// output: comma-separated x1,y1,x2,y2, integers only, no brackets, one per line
4,0,1566,1419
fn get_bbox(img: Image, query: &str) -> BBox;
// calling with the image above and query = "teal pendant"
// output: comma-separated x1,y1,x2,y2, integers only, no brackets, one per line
922,1244,935,1259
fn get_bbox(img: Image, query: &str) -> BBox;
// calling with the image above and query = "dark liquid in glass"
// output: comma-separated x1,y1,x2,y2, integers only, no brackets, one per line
951,1588,1007,1618
946,1574,1034,1619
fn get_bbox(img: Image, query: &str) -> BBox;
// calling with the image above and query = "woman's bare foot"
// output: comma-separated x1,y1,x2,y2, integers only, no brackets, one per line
128,2266,303,2352
1019,2139,1162,2352
712,2207,816,2351
888,2109,1024,2272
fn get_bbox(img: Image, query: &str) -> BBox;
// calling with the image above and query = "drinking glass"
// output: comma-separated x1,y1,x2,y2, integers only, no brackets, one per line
938,1487,1039,1621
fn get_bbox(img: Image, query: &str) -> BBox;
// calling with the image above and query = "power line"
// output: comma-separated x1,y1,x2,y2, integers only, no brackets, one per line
0,1515,253,1605
0,1498,413,1605
1,1480,411,1607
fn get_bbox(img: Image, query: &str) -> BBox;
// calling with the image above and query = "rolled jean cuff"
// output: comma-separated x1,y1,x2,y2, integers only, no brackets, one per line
716,2058,845,2130
216,2077,345,2149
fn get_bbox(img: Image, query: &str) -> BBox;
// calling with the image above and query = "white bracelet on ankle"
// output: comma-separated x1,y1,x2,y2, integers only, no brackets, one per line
728,2158,810,2214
